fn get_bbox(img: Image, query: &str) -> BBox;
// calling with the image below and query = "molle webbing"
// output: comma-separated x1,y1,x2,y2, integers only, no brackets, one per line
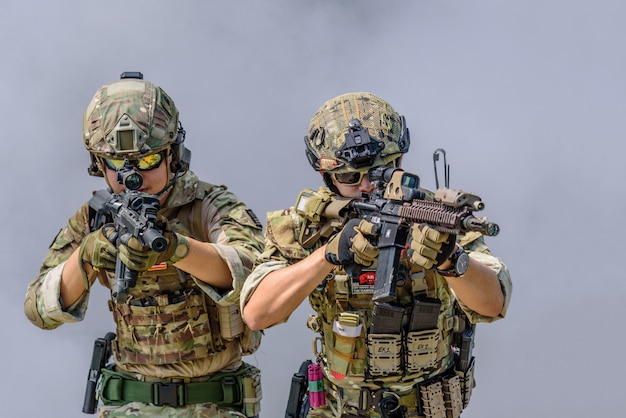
109,290,225,366
308,269,462,381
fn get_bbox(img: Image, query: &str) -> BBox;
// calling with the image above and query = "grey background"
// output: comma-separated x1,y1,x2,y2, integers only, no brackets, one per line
2,1,623,417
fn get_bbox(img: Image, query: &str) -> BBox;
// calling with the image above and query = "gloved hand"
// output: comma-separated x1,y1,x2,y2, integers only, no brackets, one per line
119,217,189,271
325,218,379,267
79,224,117,272
406,224,456,270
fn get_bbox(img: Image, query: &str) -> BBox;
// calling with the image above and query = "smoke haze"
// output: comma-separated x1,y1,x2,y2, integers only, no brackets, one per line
2,1,624,417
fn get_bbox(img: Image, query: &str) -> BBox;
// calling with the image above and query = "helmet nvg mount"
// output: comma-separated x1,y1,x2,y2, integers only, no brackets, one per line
84,71,190,177
304,92,410,176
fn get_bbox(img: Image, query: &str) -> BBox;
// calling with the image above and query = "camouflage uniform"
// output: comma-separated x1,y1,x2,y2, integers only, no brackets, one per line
25,170,264,417
243,199,511,417
241,92,512,417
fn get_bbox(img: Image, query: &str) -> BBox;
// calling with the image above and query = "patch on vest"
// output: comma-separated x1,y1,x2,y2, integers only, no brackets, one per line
350,271,376,294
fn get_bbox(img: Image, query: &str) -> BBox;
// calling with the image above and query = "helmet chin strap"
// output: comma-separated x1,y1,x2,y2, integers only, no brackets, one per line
154,165,182,197
322,172,341,195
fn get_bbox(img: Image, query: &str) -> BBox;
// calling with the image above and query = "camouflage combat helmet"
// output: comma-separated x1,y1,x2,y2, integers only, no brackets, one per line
304,92,410,176
84,72,189,177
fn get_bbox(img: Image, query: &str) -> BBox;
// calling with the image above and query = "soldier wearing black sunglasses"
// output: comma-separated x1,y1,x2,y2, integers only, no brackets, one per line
242,92,512,418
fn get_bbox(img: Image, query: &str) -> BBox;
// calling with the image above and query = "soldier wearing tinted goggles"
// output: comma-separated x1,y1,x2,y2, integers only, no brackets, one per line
103,150,167,172
329,162,396,186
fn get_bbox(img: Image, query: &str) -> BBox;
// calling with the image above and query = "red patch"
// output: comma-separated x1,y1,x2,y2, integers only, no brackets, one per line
359,271,376,285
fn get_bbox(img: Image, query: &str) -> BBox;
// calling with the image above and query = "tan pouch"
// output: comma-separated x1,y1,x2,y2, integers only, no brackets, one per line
366,334,402,377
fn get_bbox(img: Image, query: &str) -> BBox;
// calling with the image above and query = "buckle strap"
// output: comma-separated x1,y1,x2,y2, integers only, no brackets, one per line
152,382,185,406
100,371,241,407
357,387,417,416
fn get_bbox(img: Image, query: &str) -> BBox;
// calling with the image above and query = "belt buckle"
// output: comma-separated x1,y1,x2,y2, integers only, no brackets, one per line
357,388,385,415
221,376,238,404
153,381,184,406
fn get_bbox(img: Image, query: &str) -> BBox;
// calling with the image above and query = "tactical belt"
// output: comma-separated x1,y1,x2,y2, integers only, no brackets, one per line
99,370,241,407
324,366,468,418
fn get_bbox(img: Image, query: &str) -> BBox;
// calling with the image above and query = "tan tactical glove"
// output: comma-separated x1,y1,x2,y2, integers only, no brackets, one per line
79,225,117,272
119,217,189,271
406,224,456,270
325,218,379,267
77,224,117,288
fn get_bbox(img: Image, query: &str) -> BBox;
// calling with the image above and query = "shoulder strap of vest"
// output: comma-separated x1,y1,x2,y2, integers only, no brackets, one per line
175,180,216,242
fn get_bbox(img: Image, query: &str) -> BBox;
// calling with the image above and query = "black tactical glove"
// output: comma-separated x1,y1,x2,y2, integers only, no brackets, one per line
325,218,379,267
79,224,117,272
406,224,456,270
119,217,189,271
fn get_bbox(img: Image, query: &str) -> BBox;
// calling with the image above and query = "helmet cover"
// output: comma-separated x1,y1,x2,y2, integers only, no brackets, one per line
83,77,179,175
304,92,410,174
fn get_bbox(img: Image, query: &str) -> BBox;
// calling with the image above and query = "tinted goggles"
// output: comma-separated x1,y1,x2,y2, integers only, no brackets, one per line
330,162,396,186
330,170,369,186
103,151,166,171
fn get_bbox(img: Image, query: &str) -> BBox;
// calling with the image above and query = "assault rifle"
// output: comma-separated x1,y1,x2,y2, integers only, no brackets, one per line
296,166,500,303
88,163,167,303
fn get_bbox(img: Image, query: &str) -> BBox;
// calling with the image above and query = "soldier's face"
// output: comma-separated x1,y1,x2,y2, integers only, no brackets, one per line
327,157,402,198
328,172,376,198
104,159,171,203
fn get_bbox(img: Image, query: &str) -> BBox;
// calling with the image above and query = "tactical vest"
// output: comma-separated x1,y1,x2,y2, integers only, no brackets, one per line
96,181,261,367
307,260,462,386
265,189,477,414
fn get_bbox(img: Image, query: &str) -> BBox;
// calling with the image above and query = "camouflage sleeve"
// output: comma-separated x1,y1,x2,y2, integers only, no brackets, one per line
191,187,264,306
456,232,513,324
24,202,92,329
240,208,313,319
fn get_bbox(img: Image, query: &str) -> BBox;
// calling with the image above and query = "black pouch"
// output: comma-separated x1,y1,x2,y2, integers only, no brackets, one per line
408,297,441,332
370,302,404,334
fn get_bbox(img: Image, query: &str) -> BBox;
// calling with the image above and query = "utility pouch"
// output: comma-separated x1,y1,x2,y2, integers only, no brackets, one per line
419,380,447,418
330,312,362,380
456,327,475,372
370,302,404,334
455,356,475,408
241,367,262,417
110,290,223,365
442,375,463,418
217,304,244,340
405,330,439,372
366,334,402,377
408,298,441,332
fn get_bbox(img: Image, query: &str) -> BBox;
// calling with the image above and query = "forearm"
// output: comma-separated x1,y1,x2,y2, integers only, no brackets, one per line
440,255,504,317
26,256,91,329
244,247,333,330
60,248,91,308
174,238,234,290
